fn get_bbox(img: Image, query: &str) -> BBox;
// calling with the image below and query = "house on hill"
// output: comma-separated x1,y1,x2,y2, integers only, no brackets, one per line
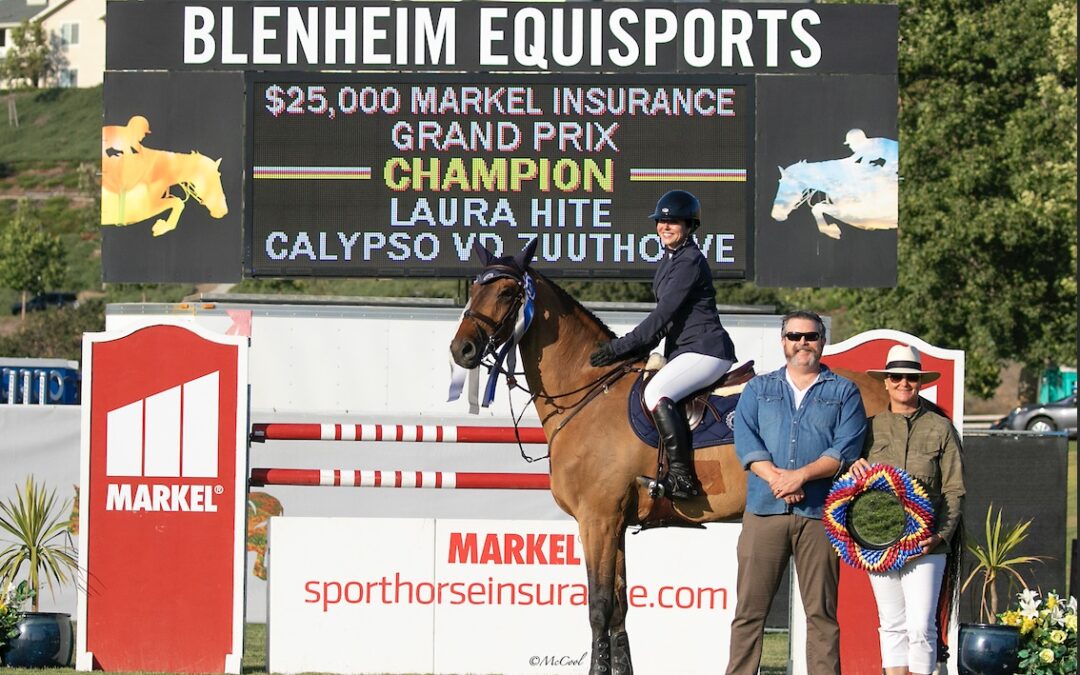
0,0,104,88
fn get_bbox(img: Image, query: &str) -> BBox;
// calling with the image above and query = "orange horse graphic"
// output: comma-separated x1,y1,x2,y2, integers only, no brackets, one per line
101,116,228,236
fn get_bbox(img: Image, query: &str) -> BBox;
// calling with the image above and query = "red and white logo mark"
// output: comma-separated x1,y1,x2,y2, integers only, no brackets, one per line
104,371,221,512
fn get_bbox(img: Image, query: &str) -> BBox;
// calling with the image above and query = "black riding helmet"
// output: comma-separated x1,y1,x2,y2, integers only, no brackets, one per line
649,190,701,232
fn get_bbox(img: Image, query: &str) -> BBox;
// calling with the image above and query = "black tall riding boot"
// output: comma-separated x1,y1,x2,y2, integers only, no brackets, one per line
651,398,699,500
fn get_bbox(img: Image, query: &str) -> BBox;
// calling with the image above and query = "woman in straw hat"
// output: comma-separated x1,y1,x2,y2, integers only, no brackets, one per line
850,344,966,675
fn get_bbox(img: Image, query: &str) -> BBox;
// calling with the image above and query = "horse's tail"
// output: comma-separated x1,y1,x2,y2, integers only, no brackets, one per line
937,520,964,659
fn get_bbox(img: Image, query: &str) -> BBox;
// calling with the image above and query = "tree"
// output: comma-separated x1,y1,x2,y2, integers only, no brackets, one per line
822,0,1077,398
0,21,55,89
0,200,67,320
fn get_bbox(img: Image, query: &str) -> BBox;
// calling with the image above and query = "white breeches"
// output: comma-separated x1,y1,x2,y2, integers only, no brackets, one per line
867,553,947,674
643,352,733,410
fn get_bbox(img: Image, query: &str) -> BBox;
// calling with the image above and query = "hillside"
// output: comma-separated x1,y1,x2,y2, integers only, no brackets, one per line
0,86,100,164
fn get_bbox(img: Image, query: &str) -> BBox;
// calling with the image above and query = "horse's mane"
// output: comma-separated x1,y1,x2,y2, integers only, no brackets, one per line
529,269,617,340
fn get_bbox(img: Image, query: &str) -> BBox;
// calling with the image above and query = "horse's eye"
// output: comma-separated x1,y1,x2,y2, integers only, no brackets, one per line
498,286,517,300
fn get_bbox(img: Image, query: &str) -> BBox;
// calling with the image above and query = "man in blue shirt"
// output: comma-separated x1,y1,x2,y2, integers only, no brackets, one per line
726,310,867,675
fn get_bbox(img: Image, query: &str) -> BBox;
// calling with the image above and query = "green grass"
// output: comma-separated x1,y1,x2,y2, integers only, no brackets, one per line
0,86,101,164
1,624,789,674
849,490,906,546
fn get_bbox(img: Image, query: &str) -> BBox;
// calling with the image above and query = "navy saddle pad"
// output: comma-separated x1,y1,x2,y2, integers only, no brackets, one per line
627,375,740,450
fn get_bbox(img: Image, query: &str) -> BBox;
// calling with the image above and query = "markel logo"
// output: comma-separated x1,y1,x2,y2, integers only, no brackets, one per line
447,531,581,565
104,371,223,512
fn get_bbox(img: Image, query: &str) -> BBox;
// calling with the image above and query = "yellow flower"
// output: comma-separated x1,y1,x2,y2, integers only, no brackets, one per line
1050,629,1066,643
1046,594,1059,610
1066,614,1077,632
1039,648,1054,663
1000,610,1021,626
1021,617,1037,634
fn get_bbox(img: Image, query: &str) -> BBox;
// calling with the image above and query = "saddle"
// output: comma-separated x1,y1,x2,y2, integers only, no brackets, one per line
626,358,754,451
640,356,754,429
629,359,755,531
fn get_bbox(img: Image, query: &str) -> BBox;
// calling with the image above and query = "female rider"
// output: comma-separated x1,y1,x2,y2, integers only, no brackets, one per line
589,190,736,499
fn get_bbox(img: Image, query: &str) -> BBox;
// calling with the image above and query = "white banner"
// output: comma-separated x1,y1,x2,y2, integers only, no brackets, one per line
268,517,741,674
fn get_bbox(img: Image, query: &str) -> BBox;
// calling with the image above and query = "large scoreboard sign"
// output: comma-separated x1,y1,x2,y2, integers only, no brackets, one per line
103,1,898,286
248,75,751,278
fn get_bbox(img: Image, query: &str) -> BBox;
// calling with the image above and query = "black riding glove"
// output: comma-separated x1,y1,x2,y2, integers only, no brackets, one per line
589,342,618,367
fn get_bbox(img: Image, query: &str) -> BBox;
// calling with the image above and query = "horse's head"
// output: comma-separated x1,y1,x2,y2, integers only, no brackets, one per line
770,162,808,222
450,238,538,369
189,154,229,218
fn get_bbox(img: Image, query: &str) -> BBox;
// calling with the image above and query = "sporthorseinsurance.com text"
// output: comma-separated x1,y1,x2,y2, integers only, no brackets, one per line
305,574,729,612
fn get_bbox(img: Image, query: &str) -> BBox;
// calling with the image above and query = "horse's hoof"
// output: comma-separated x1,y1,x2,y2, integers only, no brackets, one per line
819,224,842,239
611,632,633,675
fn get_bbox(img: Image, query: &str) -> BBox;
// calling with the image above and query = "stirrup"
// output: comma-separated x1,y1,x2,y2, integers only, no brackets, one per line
637,475,663,498
636,474,698,500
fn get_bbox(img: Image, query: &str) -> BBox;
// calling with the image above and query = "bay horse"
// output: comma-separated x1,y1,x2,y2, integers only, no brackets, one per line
101,128,228,237
449,240,890,674
770,158,898,240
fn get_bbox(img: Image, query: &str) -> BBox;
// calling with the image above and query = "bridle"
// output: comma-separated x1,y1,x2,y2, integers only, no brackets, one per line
462,265,526,362
463,265,639,462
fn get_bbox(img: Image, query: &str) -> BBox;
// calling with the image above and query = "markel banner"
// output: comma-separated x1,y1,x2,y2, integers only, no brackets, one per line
268,517,741,674
77,323,248,673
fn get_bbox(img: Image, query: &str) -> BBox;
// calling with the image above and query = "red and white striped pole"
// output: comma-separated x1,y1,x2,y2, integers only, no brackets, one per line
249,468,550,490
250,423,546,444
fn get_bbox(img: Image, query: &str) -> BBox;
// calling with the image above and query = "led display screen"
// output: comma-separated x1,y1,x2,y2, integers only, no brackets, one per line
247,74,752,278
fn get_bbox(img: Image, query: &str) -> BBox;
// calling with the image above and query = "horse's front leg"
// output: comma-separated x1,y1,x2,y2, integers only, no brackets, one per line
810,203,842,239
579,517,621,675
152,195,185,236
609,527,633,675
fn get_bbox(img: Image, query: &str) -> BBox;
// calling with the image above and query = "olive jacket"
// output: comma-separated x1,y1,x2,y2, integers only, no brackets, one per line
862,402,966,555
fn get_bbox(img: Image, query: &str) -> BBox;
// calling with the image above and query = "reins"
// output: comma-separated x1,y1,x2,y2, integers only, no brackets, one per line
464,269,640,461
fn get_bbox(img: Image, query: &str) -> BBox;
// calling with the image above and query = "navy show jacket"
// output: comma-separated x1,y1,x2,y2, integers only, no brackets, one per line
610,240,735,361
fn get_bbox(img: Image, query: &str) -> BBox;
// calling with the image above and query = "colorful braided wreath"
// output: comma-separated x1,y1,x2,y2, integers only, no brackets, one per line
824,464,935,572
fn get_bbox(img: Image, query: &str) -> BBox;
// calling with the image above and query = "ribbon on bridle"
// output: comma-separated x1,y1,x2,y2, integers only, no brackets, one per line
447,270,535,413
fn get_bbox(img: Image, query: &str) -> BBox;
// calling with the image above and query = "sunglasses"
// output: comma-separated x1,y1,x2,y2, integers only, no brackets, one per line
887,373,921,383
783,331,821,343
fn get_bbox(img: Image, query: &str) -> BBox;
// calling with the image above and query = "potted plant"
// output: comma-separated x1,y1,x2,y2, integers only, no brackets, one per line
0,477,78,668
956,505,1044,675
0,581,34,654
998,589,1078,674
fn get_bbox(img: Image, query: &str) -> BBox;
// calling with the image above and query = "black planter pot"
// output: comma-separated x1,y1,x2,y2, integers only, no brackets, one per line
0,612,74,668
957,623,1020,675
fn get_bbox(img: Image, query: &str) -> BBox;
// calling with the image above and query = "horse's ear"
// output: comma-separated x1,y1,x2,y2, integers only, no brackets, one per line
514,237,538,270
472,240,495,266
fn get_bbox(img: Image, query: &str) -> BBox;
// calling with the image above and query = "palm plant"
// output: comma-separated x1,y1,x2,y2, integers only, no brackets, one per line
960,504,1044,623
0,477,78,612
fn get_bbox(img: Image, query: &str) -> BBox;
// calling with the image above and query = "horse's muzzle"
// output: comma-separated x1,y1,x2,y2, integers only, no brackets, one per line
450,337,482,369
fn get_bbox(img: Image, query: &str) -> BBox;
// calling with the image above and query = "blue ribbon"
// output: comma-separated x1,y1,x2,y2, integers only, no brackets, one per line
481,273,535,407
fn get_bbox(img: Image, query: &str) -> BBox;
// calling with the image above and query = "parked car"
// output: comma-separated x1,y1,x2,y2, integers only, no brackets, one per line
9,292,79,315
991,394,1077,438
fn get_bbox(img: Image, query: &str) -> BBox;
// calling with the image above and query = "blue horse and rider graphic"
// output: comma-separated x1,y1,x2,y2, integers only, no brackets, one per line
771,128,898,240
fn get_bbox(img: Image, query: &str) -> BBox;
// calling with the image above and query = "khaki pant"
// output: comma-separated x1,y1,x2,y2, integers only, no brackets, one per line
726,512,841,675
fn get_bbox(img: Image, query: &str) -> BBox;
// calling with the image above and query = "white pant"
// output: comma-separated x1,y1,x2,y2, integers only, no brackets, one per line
643,352,733,410
867,553,947,674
